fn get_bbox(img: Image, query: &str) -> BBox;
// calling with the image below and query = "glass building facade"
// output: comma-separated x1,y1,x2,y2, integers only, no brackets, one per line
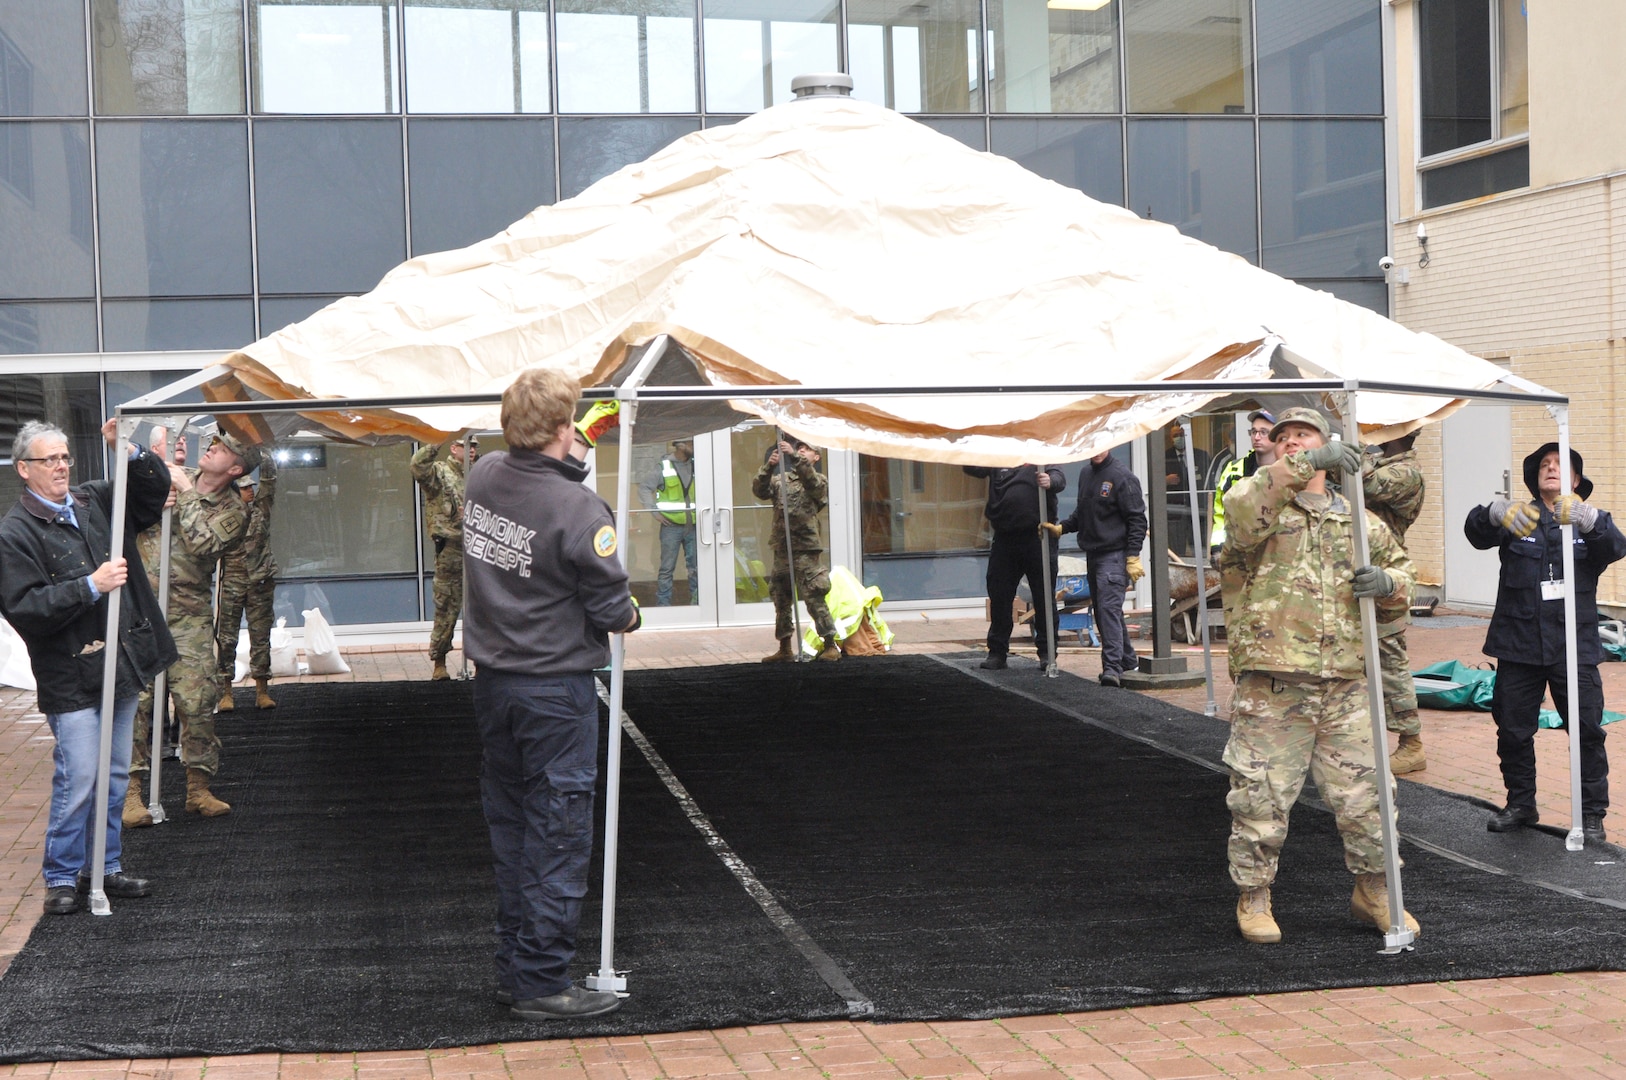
0,0,1389,627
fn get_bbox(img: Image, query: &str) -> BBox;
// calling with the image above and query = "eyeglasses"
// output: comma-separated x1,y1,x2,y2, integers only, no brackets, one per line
20,454,73,468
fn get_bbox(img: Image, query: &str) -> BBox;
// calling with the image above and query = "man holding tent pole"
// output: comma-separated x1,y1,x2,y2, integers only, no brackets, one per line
463,367,640,1021
965,464,1066,670
754,435,840,662
1218,407,1418,944
1466,443,1626,841
412,434,474,681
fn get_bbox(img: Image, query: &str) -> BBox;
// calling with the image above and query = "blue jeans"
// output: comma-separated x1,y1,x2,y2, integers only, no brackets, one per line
657,522,699,606
473,670,600,1000
43,698,136,888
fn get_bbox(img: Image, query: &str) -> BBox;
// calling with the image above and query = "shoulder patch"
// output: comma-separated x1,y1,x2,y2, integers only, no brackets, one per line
593,524,618,558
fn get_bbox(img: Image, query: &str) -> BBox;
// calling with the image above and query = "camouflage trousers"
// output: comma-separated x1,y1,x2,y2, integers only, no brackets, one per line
430,538,463,662
1379,630,1420,736
216,571,275,682
769,550,837,642
132,615,223,777
1222,672,1399,889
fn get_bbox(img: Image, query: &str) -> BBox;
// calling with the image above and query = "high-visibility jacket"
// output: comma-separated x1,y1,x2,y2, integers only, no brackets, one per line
800,566,893,655
654,458,696,525
1209,451,1258,548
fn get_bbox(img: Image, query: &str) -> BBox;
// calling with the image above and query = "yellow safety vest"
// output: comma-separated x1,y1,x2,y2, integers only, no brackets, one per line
655,459,696,525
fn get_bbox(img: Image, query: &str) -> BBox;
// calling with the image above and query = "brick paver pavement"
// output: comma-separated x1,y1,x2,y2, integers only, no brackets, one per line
3,612,1625,1079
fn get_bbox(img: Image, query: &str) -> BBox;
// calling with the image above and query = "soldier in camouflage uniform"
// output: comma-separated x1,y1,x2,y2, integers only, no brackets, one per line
1217,408,1418,945
751,436,839,662
128,431,254,823
215,455,278,711
1363,434,1426,774
412,436,473,680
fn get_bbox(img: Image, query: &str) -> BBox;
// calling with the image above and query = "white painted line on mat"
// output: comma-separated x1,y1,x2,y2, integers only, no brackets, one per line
598,684,875,1017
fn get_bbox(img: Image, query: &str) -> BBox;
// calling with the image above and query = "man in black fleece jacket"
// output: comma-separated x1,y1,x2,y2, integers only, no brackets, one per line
1044,449,1146,686
963,464,1066,669
462,368,640,1023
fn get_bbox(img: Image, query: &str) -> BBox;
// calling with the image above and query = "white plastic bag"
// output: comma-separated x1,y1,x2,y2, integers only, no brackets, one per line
232,627,251,683
302,607,350,675
0,617,36,691
269,617,300,678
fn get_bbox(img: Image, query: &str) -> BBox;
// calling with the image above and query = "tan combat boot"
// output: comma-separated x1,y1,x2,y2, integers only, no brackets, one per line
761,637,796,663
216,685,234,713
1389,733,1426,775
123,779,153,828
1351,872,1420,936
814,636,841,662
1236,886,1281,943
255,677,276,709
431,658,450,681
185,768,231,817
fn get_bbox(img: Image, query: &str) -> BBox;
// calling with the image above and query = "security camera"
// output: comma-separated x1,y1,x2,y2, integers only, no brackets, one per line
1378,255,1396,271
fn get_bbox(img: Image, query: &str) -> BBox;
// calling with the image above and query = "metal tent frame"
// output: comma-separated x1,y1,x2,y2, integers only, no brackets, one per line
80,350,1582,964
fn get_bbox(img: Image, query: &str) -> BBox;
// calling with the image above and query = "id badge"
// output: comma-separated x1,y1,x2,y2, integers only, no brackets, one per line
1541,579,1567,601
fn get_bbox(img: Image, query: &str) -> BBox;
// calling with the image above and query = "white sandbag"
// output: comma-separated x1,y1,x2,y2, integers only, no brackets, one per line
233,627,251,683
0,617,36,691
302,607,350,675
269,617,300,678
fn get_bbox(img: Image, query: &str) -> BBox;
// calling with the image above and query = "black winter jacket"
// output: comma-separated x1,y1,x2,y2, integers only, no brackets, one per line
1059,455,1147,556
963,465,1067,534
1465,502,1626,667
0,449,178,714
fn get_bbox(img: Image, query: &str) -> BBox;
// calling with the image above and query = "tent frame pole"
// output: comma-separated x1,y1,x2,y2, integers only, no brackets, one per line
1554,406,1586,850
1336,389,1413,953
1037,475,1057,677
588,335,669,995
774,430,807,660
146,419,190,827
458,432,475,681
1178,417,1217,714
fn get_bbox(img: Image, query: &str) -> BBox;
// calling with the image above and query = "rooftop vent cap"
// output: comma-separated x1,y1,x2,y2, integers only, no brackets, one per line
790,72,854,99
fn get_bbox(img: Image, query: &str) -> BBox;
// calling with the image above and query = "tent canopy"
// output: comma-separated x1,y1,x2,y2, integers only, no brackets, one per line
212,96,1513,465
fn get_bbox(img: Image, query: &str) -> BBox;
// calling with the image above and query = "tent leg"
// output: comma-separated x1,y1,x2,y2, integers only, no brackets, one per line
147,421,186,827
1555,407,1586,851
459,432,475,681
774,430,806,660
1337,393,1413,952
1037,477,1057,677
1178,418,1217,714
90,418,140,916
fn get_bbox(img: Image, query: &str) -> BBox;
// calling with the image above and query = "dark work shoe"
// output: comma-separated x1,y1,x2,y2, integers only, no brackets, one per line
511,984,623,1021
495,989,515,1006
1099,671,1123,688
77,872,151,899
978,654,1007,670
1583,814,1607,843
1488,805,1539,832
43,886,80,916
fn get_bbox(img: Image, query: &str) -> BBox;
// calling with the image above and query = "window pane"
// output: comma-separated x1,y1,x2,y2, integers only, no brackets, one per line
918,116,984,150
408,118,554,255
405,1,549,114
92,0,245,115
104,367,208,411
989,0,1119,114
1421,142,1527,209
991,118,1123,205
1257,0,1380,115
96,120,252,296
558,116,698,198
1128,118,1256,262
268,440,419,577
102,297,254,350
0,1,89,116
278,577,421,625
704,0,837,113
0,373,104,508
1259,119,1383,278
1499,0,1527,138
1418,0,1489,156
1123,0,1251,114
254,120,406,294
253,1,398,113
558,1,696,114
859,456,991,600
0,121,94,299
0,301,97,354
847,0,981,113
1296,276,1385,316
260,294,339,330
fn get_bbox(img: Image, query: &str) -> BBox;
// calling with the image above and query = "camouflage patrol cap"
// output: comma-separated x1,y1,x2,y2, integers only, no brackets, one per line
1268,407,1331,442
212,430,262,473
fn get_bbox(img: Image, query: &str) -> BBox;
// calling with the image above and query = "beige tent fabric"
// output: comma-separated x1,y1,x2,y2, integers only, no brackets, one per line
219,97,1510,462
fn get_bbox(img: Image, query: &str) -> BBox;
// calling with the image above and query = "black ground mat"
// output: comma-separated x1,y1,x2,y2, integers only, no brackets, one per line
619,656,1626,1021
0,682,842,1063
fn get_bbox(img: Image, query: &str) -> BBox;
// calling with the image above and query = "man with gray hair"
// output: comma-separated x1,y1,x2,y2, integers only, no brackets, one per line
0,418,175,915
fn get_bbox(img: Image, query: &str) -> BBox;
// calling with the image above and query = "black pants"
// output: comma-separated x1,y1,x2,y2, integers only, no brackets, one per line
1085,548,1135,676
1491,658,1609,815
986,529,1056,658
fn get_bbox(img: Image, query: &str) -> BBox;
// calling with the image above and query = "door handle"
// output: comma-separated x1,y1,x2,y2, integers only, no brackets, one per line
698,508,712,545
1501,469,1512,500
719,507,734,545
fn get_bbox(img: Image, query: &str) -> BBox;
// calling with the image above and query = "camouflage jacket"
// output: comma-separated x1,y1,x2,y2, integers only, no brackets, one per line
751,454,827,556
222,457,277,583
1362,447,1424,546
1218,451,1414,680
137,470,250,619
412,443,465,542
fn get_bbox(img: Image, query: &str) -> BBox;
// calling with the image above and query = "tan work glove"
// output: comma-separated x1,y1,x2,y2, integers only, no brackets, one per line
1126,555,1145,583
1488,498,1541,539
1039,522,1063,538
1554,494,1599,532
